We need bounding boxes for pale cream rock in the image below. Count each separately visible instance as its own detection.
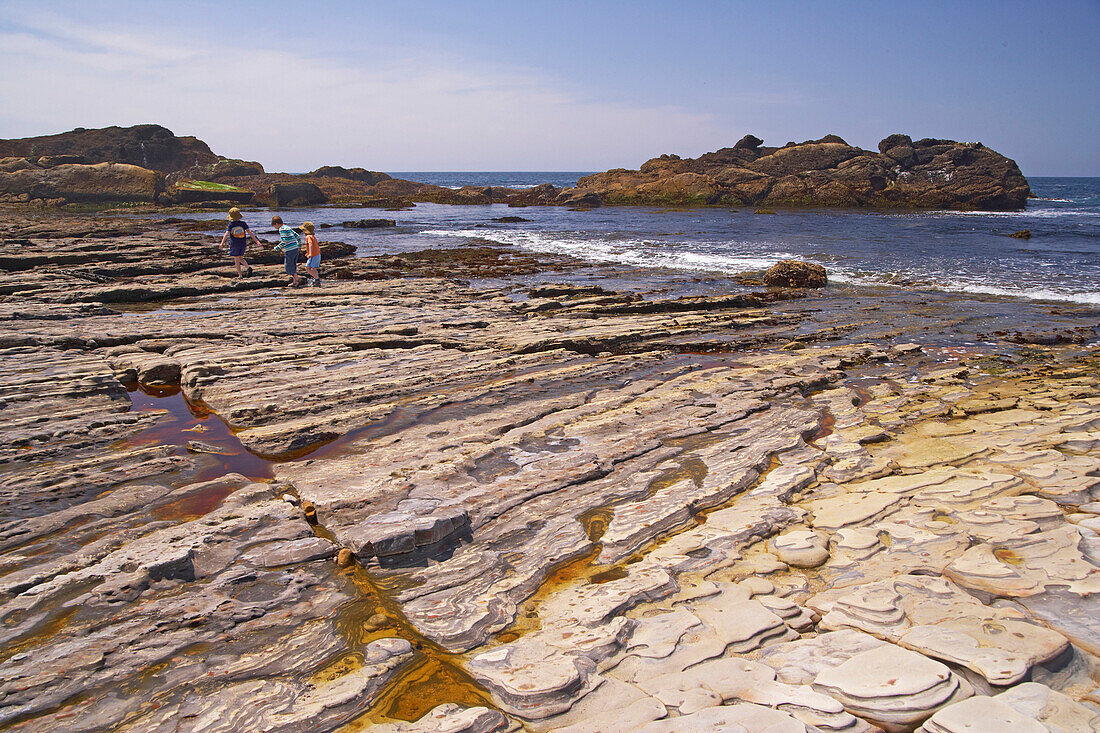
[367,703,509,733]
[770,529,830,568]
[808,490,905,531]
[996,682,1100,732]
[917,695,1046,733]
[547,694,666,733]
[813,644,973,732]
[815,575,1069,685]
[634,702,810,733]
[624,609,704,659]
[689,585,798,653]
[759,629,887,686]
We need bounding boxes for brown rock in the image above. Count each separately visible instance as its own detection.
[1009,229,1032,239]
[763,260,828,288]
[0,162,163,203]
[577,134,1031,210]
[0,124,217,172]
[272,181,326,206]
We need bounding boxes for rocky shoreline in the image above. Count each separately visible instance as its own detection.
[2,125,1030,211]
[0,208,1098,732]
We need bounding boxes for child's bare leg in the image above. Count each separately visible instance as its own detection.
[232,256,244,276]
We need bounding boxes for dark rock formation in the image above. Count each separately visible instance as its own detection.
[576,134,1031,210]
[168,158,265,185]
[342,218,397,228]
[1009,229,1032,239]
[0,124,218,172]
[272,181,326,206]
[763,260,828,288]
[0,162,162,203]
[309,166,392,185]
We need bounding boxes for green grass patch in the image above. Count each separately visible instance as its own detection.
[174,179,251,192]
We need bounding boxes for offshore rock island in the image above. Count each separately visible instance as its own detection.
[0,123,1097,733]
[576,134,1031,210]
[1,125,1030,210]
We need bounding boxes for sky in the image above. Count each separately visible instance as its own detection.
[0,0,1097,175]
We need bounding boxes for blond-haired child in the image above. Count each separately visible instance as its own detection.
[219,207,260,278]
[301,221,322,287]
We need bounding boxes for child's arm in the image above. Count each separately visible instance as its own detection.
[219,231,229,249]
[248,227,262,246]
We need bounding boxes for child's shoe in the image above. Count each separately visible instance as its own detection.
[246,266,254,277]
[311,278,321,287]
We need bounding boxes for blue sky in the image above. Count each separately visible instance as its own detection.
[1,0,1097,174]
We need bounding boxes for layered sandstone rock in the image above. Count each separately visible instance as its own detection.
[0,162,163,203]
[0,124,217,171]
[0,211,1098,732]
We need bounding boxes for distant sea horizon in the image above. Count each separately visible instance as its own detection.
[386,172,596,189]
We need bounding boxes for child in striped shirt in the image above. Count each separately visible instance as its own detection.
[271,215,302,288]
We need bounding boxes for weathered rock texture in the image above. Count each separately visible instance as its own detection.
[577,134,1031,210]
[0,162,163,203]
[0,209,1097,732]
[0,124,218,171]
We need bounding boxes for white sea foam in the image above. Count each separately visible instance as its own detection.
[423,228,790,273]
[923,209,1099,219]
[829,269,1100,305]
[423,227,1100,305]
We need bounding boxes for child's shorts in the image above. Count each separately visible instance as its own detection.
[306,255,321,269]
[229,240,247,257]
[284,250,299,275]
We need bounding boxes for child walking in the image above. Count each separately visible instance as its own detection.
[219,207,260,278]
[301,221,322,286]
[271,215,302,287]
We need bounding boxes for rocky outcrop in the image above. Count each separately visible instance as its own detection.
[0,162,163,203]
[764,260,828,288]
[342,218,396,228]
[309,166,392,185]
[577,134,1031,210]
[272,181,326,206]
[0,124,218,172]
[167,158,266,185]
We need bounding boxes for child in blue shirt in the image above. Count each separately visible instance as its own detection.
[271,215,302,287]
[219,207,261,278]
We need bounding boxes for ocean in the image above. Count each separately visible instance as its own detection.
[259,175,1100,306]
[387,172,593,189]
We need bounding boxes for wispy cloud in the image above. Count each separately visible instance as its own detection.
[0,7,737,170]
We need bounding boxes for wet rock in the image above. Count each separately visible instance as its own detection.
[764,260,828,288]
[1008,229,1032,239]
[186,439,236,455]
[369,703,508,733]
[343,218,397,228]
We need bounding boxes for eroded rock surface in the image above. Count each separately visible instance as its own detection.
[1,210,1098,731]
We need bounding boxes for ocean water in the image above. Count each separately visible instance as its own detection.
[387,172,594,189]
[195,176,1100,305]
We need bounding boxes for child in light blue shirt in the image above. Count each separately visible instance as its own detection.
[271,215,302,287]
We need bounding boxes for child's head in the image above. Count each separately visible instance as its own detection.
[271,215,283,226]
[301,221,315,234]
[228,207,242,220]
